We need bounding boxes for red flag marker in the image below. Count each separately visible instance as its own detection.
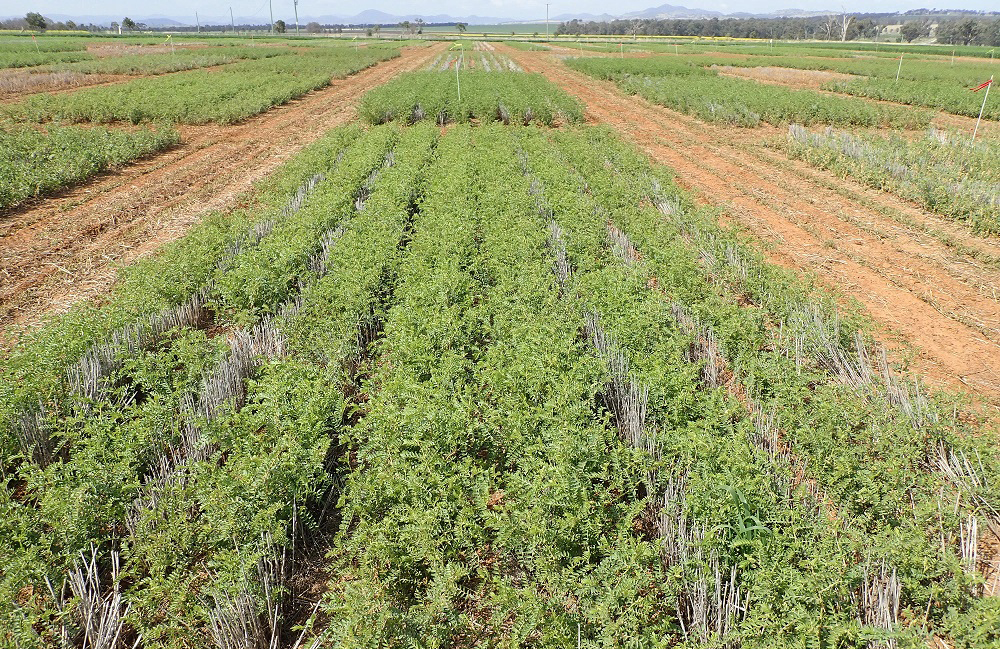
[973,75,993,142]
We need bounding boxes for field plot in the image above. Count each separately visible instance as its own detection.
[6,44,403,125]
[783,126,1000,235]
[0,39,92,69]
[3,119,1000,647]
[0,43,441,330]
[0,122,178,210]
[670,47,1000,121]
[3,32,1000,649]
[359,70,584,125]
[50,45,285,76]
[565,57,931,128]
[0,42,296,101]
[501,43,1000,401]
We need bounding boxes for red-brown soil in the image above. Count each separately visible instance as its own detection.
[0,43,443,337]
[715,64,856,88]
[501,44,1000,406]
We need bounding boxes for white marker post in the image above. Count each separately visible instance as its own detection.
[972,75,993,143]
[895,52,903,82]
[450,42,463,103]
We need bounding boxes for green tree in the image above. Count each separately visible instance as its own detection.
[306,21,322,33]
[936,18,981,45]
[121,17,136,31]
[455,22,467,34]
[274,19,286,33]
[900,19,929,43]
[25,12,46,30]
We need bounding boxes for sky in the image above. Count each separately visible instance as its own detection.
[10,0,1000,22]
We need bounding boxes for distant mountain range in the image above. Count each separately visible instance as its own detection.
[6,5,994,27]
[557,4,838,21]
[8,11,512,27]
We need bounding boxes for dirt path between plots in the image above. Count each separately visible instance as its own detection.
[501,44,1000,404]
[0,43,443,334]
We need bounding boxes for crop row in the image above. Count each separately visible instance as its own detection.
[47,45,287,76]
[3,123,999,647]
[0,39,92,69]
[782,124,1000,235]
[5,45,402,125]
[0,123,433,643]
[359,70,584,126]
[566,56,932,128]
[502,40,551,51]
[0,122,179,210]
[426,48,522,71]
[825,76,1000,121]
[679,49,1000,120]
[526,124,998,644]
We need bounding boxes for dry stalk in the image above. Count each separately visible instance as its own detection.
[207,544,286,649]
[857,560,900,648]
[61,546,139,649]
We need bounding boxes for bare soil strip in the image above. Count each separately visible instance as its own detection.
[0,43,443,334]
[502,44,1000,404]
[715,65,856,88]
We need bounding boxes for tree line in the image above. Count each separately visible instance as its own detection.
[555,13,1000,46]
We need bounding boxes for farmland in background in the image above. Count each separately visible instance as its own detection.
[5,44,403,124]
[560,40,999,231]
[1,31,1000,649]
[0,36,406,209]
[566,57,933,128]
